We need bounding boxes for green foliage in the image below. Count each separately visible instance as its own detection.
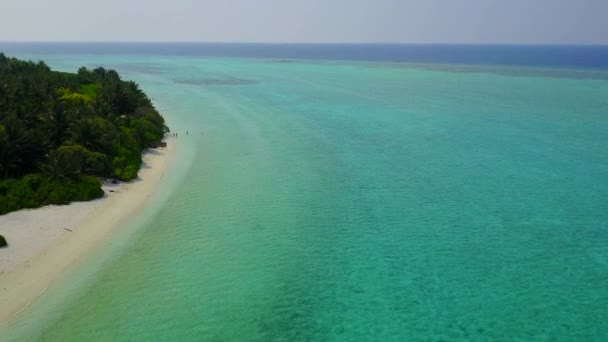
[80,83,99,99]
[0,53,170,214]
[0,234,6,247]
[114,164,139,181]
[133,117,164,148]
[39,149,79,180]
[57,144,92,175]
[111,146,142,180]
[0,174,104,215]
[57,87,92,104]
[86,152,112,176]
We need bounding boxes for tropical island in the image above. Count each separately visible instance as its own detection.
[0,53,169,246]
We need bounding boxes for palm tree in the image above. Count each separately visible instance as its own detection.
[0,122,23,178]
[0,142,20,179]
[67,119,94,149]
[39,150,70,180]
[37,106,69,147]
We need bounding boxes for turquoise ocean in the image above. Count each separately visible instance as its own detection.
[1,44,608,340]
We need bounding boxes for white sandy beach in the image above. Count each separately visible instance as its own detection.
[0,138,175,325]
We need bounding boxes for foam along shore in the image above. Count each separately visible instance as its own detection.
[0,137,176,326]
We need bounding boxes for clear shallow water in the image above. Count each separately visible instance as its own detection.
[1,47,608,340]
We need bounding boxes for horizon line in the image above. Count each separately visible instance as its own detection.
[1,41,607,47]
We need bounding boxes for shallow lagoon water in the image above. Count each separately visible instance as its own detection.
[2,51,608,340]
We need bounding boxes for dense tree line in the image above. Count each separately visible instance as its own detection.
[0,53,169,215]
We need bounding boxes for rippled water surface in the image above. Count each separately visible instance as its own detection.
[2,52,608,340]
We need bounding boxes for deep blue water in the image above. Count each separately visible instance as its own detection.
[1,42,608,69]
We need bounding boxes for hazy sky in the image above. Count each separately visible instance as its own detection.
[1,0,607,44]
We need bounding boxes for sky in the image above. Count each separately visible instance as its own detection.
[1,0,607,44]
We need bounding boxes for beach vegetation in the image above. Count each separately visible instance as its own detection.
[0,174,104,215]
[0,53,169,214]
[0,234,6,247]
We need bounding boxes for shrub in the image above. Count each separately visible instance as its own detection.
[133,118,163,148]
[0,234,6,247]
[0,175,104,215]
[86,152,112,176]
[58,144,91,174]
[112,147,142,181]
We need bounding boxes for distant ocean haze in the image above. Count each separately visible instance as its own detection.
[1,44,608,341]
[2,43,608,69]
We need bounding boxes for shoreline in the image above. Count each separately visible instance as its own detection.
[0,137,176,326]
